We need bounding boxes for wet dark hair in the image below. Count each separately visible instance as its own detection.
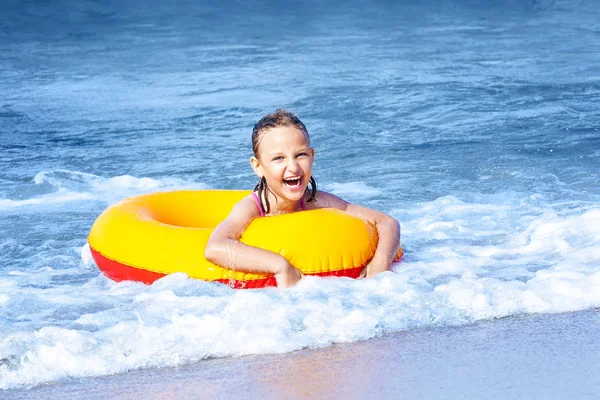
[252,109,317,215]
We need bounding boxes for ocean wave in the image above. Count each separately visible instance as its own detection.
[0,170,207,211]
[0,190,94,210]
[325,181,382,198]
[2,195,600,389]
[1,262,599,389]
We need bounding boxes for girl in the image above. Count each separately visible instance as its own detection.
[204,109,401,288]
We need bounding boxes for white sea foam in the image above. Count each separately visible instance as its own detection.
[1,264,599,389]
[0,190,95,210]
[0,170,207,211]
[1,194,599,389]
[80,244,95,268]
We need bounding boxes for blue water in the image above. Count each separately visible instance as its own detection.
[1,0,600,390]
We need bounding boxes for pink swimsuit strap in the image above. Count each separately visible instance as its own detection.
[251,191,265,216]
[251,191,306,216]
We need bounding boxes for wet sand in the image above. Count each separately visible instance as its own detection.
[4,309,600,400]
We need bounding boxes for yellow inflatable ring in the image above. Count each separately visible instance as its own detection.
[88,190,403,288]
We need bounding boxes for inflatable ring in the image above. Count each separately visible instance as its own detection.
[88,190,403,288]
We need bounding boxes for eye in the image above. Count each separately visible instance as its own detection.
[272,156,284,161]
[297,152,308,157]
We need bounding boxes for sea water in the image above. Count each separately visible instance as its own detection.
[1,0,599,390]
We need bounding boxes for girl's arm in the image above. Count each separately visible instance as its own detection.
[314,192,401,277]
[204,195,303,287]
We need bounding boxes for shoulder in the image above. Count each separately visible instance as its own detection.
[231,193,262,218]
[311,190,392,225]
[308,190,349,211]
[211,194,261,239]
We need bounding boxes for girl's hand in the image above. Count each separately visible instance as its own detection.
[206,195,305,288]
[357,256,390,279]
[358,265,367,279]
[307,191,401,281]
[275,260,304,287]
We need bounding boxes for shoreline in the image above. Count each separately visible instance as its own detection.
[4,309,599,399]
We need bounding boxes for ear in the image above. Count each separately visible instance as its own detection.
[310,147,315,159]
[250,156,263,178]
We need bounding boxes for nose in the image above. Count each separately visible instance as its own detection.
[287,158,301,173]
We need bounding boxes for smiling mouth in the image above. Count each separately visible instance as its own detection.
[283,177,302,189]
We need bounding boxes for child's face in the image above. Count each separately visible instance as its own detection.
[251,126,314,204]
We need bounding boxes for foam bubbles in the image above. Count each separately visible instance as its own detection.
[80,244,94,267]
[2,186,600,389]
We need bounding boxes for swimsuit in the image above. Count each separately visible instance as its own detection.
[251,191,306,217]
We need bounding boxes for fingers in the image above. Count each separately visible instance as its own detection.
[357,266,368,279]
[275,265,303,288]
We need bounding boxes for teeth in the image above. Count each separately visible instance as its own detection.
[284,178,300,185]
